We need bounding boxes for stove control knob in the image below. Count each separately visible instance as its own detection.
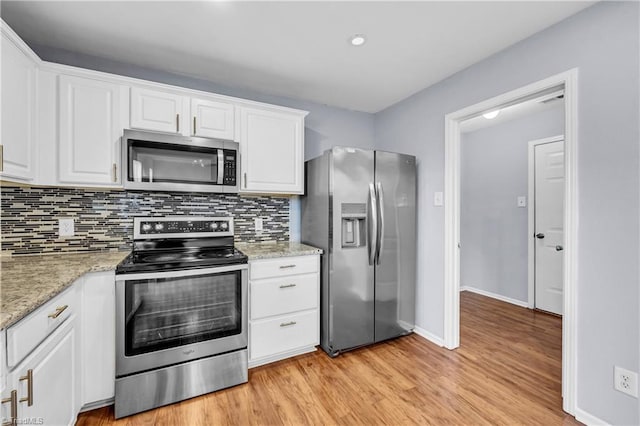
[220,222,228,231]
[142,223,152,232]
[210,222,218,230]
[155,223,164,231]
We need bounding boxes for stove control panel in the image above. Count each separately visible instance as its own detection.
[133,217,234,239]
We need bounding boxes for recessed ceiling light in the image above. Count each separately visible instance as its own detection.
[349,34,366,46]
[483,110,500,119]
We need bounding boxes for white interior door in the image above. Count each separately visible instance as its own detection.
[534,140,564,314]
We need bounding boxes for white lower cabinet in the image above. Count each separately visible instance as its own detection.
[80,272,115,409]
[248,255,320,368]
[2,286,80,426]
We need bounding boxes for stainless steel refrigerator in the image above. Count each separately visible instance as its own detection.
[301,147,416,356]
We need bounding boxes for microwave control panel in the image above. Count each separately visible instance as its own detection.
[223,150,237,185]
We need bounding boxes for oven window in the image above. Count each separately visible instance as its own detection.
[127,140,219,185]
[124,271,241,356]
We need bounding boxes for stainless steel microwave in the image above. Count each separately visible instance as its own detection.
[122,129,239,193]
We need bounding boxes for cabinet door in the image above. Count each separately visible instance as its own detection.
[13,319,77,426]
[191,98,234,139]
[59,75,125,185]
[238,107,304,194]
[130,87,187,134]
[1,30,36,182]
[81,272,115,406]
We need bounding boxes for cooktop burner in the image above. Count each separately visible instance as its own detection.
[116,216,247,274]
[116,248,247,274]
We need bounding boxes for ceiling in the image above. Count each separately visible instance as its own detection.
[1,1,594,113]
[461,91,565,133]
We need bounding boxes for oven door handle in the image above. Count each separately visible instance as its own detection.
[115,264,248,281]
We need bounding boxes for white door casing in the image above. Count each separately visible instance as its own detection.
[444,69,578,415]
[531,138,565,315]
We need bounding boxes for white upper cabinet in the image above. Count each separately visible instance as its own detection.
[191,98,234,139]
[238,106,306,194]
[1,24,37,182]
[130,87,188,135]
[58,74,127,186]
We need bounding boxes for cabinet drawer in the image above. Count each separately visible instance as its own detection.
[251,273,318,320]
[250,255,318,280]
[6,286,77,369]
[250,310,318,361]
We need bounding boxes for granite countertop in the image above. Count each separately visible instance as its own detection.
[236,241,323,260]
[1,251,129,330]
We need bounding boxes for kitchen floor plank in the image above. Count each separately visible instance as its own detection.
[78,291,580,425]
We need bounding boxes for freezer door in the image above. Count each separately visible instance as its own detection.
[329,147,375,352]
[374,151,416,342]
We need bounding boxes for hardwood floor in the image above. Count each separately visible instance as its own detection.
[78,291,580,425]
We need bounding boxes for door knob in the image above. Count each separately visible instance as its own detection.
[535,233,545,239]
[556,245,564,251]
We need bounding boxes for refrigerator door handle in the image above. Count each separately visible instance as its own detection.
[375,182,385,265]
[367,183,378,265]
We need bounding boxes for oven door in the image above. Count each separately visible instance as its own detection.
[115,264,248,377]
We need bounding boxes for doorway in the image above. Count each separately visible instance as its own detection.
[443,69,578,415]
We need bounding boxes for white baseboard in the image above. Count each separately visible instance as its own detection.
[460,285,529,308]
[574,407,611,426]
[413,326,444,347]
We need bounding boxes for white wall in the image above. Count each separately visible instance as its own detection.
[374,2,639,424]
[460,105,564,303]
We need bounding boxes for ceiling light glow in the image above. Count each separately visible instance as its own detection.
[350,34,366,46]
[483,110,500,119]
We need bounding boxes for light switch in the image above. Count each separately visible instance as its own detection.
[434,192,444,206]
[517,196,527,208]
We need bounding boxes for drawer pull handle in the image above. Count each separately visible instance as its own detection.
[279,264,296,269]
[19,369,33,406]
[280,321,297,327]
[48,305,68,319]
[1,390,17,426]
[279,283,297,289]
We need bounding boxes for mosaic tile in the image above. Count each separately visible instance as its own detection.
[1,187,290,255]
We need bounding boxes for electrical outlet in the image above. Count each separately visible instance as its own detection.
[254,217,263,232]
[58,218,75,237]
[614,366,638,397]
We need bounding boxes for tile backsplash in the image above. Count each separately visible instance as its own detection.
[1,186,290,255]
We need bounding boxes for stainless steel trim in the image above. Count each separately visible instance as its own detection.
[115,349,247,419]
[375,181,385,265]
[367,183,377,266]
[115,262,247,281]
[217,149,224,184]
[132,216,234,240]
[121,129,239,194]
[115,265,248,377]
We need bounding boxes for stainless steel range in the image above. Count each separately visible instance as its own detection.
[114,216,248,418]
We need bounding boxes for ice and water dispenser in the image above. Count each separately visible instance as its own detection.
[341,203,367,248]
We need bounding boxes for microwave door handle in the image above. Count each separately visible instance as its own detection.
[217,149,224,184]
